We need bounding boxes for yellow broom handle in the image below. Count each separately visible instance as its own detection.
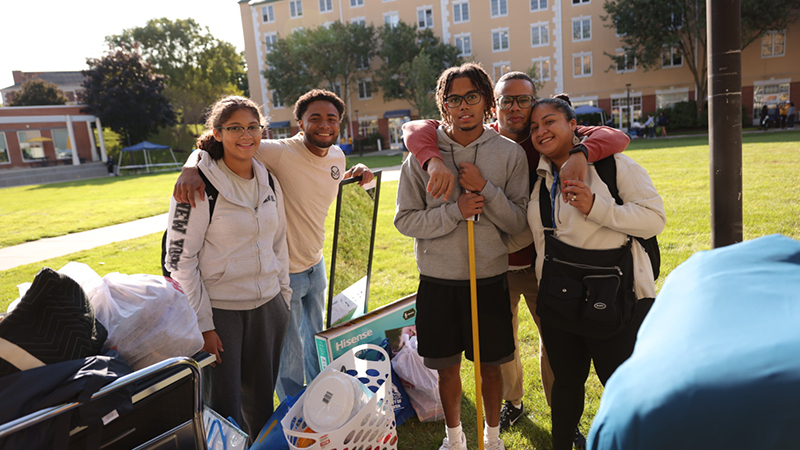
[468,220,484,450]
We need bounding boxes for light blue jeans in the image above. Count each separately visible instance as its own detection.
[276,258,327,399]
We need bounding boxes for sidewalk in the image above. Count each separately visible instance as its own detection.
[0,168,402,272]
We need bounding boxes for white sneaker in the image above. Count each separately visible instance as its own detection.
[440,432,468,450]
[484,437,506,450]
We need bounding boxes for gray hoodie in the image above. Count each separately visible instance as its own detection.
[395,125,529,280]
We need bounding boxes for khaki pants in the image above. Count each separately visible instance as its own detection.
[501,268,554,406]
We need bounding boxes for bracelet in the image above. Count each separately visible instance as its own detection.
[569,144,588,159]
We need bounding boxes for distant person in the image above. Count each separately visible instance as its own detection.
[172,90,373,401]
[643,114,655,138]
[760,105,771,130]
[788,102,796,129]
[630,120,643,138]
[779,102,789,129]
[658,112,669,137]
[165,95,291,443]
[395,62,530,450]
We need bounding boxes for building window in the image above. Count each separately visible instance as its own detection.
[572,0,589,4]
[319,0,333,13]
[265,33,278,52]
[762,30,786,58]
[453,1,469,23]
[655,90,689,110]
[616,48,636,73]
[753,81,790,124]
[417,6,433,29]
[491,0,508,17]
[272,126,291,139]
[493,62,511,83]
[262,5,275,23]
[272,91,285,108]
[352,17,366,26]
[356,52,370,70]
[531,23,549,47]
[350,0,364,7]
[0,133,9,164]
[573,52,592,77]
[290,0,303,18]
[384,11,399,27]
[358,118,379,138]
[329,82,342,99]
[611,96,642,128]
[572,17,591,41]
[530,0,547,11]
[662,46,682,67]
[52,129,71,159]
[358,79,373,99]
[18,131,45,161]
[492,28,510,52]
[455,33,472,56]
[531,57,550,81]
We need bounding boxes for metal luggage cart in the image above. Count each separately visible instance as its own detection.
[0,353,214,450]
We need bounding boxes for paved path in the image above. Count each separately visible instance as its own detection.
[0,168,402,272]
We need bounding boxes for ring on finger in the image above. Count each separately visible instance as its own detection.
[570,194,577,202]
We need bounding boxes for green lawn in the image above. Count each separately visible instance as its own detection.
[1,131,799,449]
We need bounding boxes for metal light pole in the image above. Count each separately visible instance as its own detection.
[626,83,632,131]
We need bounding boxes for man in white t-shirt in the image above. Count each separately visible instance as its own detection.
[173,89,373,399]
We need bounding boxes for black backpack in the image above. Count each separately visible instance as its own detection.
[538,156,661,280]
[160,169,274,278]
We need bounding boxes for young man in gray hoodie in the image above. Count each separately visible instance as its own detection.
[394,62,529,450]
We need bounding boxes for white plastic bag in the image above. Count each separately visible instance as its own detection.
[57,263,203,370]
[204,407,248,450]
[391,335,444,422]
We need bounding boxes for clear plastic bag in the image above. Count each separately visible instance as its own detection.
[391,335,444,422]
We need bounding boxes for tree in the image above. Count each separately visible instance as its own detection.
[106,18,245,131]
[264,21,377,139]
[375,22,462,118]
[10,79,68,106]
[81,48,176,145]
[603,0,800,118]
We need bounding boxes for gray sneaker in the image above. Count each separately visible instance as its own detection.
[440,432,467,450]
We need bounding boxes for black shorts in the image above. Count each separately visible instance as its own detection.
[415,274,515,370]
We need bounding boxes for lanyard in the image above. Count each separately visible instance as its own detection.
[549,165,559,228]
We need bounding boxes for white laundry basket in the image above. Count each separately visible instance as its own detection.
[281,344,399,450]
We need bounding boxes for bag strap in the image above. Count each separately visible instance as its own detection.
[198,169,218,222]
[0,336,45,371]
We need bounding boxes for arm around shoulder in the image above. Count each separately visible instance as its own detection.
[577,125,630,162]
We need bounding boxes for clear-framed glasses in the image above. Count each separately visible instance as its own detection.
[444,91,483,109]
[497,94,535,110]
[216,125,265,137]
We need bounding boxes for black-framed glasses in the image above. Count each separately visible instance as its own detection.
[497,94,535,110]
[216,125,265,137]
[444,91,483,109]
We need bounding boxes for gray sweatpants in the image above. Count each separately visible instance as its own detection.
[202,294,290,442]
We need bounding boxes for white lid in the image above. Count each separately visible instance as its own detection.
[303,372,366,433]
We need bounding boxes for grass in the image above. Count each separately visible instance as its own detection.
[1,131,799,449]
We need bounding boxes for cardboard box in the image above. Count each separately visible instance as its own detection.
[315,294,417,371]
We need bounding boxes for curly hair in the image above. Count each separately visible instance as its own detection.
[293,89,345,122]
[196,96,266,160]
[435,62,496,126]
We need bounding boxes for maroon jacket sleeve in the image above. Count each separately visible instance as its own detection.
[576,125,629,162]
[402,119,442,169]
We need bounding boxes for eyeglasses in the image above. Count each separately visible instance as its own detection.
[444,91,483,109]
[497,95,535,110]
[216,125,265,137]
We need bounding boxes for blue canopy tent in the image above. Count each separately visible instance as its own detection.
[574,105,607,126]
[117,141,181,174]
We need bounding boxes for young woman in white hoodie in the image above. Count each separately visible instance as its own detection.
[165,96,291,442]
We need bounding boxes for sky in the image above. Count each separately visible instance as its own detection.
[0,0,246,99]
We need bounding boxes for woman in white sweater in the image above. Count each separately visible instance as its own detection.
[527,95,665,450]
[165,96,291,442]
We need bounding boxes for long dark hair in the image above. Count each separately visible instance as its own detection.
[196,96,266,160]
[435,62,496,126]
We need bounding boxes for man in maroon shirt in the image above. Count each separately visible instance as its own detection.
[402,71,629,447]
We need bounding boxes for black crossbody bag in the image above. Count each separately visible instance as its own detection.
[535,174,637,339]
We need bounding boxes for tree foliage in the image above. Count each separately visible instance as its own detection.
[603,0,800,117]
[10,79,68,106]
[81,49,176,145]
[106,18,245,126]
[264,21,377,124]
[375,22,462,119]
